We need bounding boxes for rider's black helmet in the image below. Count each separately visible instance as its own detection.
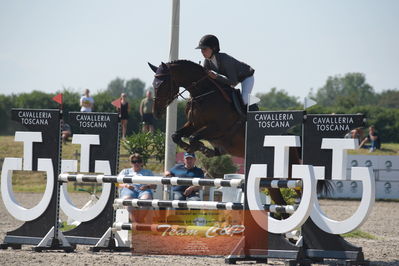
[196,34,220,53]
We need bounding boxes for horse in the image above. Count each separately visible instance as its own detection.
[148,60,297,206]
[148,60,245,158]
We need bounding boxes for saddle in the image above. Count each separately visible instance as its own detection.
[214,80,254,118]
[231,89,247,118]
[222,87,247,119]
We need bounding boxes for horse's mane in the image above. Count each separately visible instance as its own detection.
[168,59,205,73]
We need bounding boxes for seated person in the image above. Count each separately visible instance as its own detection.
[118,153,156,222]
[344,127,363,147]
[118,153,156,200]
[165,152,204,201]
[360,126,381,152]
[62,121,72,144]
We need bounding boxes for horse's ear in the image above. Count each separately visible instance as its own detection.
[161,62,168,69]
[148,62,158,73]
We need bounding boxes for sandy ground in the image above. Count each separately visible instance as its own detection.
[0,193,398,265]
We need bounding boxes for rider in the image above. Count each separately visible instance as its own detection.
[196,34,258,111]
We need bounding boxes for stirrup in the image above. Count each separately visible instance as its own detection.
[248,104,259,111]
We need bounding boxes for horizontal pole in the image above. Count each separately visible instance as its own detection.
[113,199,297,213]
[59,174,302,189]
[59,174,243,188]
[258,179,302,189]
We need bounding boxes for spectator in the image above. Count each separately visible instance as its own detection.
[117,93,129,139]
[165,152,204,201]
[344,127,363,147]
[80,89,94,112]
[118,153,156,222]
[360,126,381,152]
[139,90,155,133]
[61,121,72,144]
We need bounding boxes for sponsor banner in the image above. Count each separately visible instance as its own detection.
[11,108,60,172]
[67,112,119,174]
[246,111,304,178]
[303,114,365,179]
[4,109,61,239]
[130,210,257,256]
[62,112,119,243]
[244,110,303,253]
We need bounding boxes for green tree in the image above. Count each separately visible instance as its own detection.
[13,90,53,109]
[105,77,146,100]
[256,88,301,110]
[123,131,166,165]
[56,88,80,113]
[125,78,145,100]
[105,77,125,98]
[93,91,117,113]
[0,94,14,135]
[196,153,238,179]
[377,89,399,108]
[313,73,375,108]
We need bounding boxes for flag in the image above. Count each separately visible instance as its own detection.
[52,93,63,105]
[249,94,260,105]
[304,97,317,109]
[111,98,121,108]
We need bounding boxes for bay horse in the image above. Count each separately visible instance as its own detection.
[148,60,295,206]
[149,60,244,158]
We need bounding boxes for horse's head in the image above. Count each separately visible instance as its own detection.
[148,62,179,119]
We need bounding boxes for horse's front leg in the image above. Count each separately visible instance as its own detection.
[188,126,218,157]
[171,122,197,152]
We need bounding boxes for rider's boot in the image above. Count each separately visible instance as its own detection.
[248,104,259,111]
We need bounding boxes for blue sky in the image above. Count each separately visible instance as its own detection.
[1,0,398,99]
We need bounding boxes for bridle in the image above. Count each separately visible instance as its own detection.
[153,67,209,109]
[153,64,231,113]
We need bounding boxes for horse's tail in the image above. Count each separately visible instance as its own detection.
[317,180,334,196]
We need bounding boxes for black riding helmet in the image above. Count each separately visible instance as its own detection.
[196,34,220,53]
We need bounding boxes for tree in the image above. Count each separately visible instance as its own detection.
[313,73,375,108]
[105,77,146,100]
[125,78,145,100]
[256,88,301,110]
[93,91,117,113]
[13,90,53,109]
[57,88,80,113]
[377,89,399,108]
[105,77,125,98]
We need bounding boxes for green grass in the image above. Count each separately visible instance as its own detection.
[348,143,399,155]
[59,221,77,232]
[341,229,377,239]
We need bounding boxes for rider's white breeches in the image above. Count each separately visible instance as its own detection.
[241,75,254,105]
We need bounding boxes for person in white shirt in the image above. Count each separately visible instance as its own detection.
[80,89,94,112]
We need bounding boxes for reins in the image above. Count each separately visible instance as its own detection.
[154,65,232,112]
[184,74,232,103]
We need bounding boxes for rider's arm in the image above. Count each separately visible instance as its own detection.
[214,54,239,87]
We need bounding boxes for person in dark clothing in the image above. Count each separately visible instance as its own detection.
[360,125,381,152]
[165,152,204,201]
[118,93,129,139]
